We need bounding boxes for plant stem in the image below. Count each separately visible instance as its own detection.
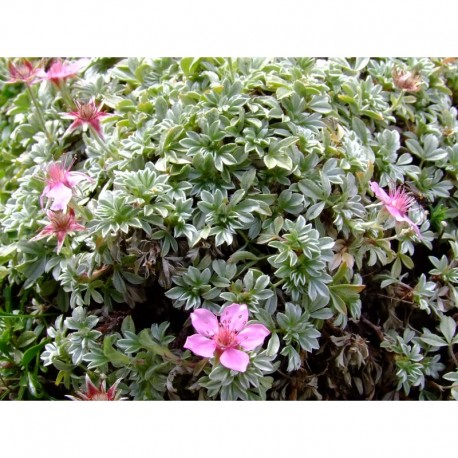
[376,293,414,305]
[236,230,251,245]
[237,255,271,276]
[428,380,445,392]
[26,85,52,142]
[449,345,458,368]
[381,235,400,242]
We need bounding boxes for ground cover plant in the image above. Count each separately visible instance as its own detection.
[0,57,458,400]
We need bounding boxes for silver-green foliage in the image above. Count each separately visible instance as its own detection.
[1,57,458,400]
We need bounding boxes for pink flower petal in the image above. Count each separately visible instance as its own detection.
[370,181,390,204]
[69,221,86,232]
[40,186,50,208]
[31,226,54,241]
[386,205,404,221]
[106,379,122,400]
[67,171,92,187]
[47,163,66,182]
[62,111,79,119]
[89,118,104,138]
[220,303,248,333]
[184,334,216,358]
[46,183,73,211]
[85,375,100,398]
[56,233,67,253]
[36,68,47,79]
[220,348,250,372]
[70,58,90,73]
[190,308,219,337]
[67,119,83,133]
[237,324,270,351]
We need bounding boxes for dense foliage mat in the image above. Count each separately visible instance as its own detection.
[1,57,458,400]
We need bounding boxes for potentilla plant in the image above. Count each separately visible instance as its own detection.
[0,57,458,401]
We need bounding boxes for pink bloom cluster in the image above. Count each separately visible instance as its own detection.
[64,98,108,138]
[8,58,88,87]
[34,159,91,253]
[32,209,85,254]
[41,160,92,211]
[370,181,421,237]
[38,58,89,86]
[184,303,270,372]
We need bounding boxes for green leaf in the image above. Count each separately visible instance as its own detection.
[266,333,280,357]
[121,315,136,334]
[309,95,332,114]
[138,329,167,356]
[352,117,368,144]
[161,125,184,152]
[399,253,414,269]
[406,138,424,158]
[443,371,458,382]
[305,201,325,220]
[280,345,301,372]
[338,94,356,105]
[440,316,456,344]
[16,331,38,348]
[420,331,448,348]
[0,266,9,280]
[155,96,168,120]
[360,109,384,121]
[27,372,42,398]
[103,335,130,367]
[180,57,201,76]
[22,340,48,367]
[329,289,347,315]
[227,250,259,264]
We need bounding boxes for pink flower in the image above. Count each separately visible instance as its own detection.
[7,59,41,85]
[38,58,89,86]
[32,209,85,253]
[66,374,126,401]
[64,98,108,138]
[370,181,421,237]
[392,67,422,93]
[184,303,270,372]
[41,159,92,211]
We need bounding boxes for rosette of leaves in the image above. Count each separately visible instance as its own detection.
[196,189,261,247]
[89,190,162,239]
[381,328,445,399]
[197,350,278,400]
[266,215,335,302]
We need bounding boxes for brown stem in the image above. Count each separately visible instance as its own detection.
[361,316,385,341]
[449,345,458,368]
